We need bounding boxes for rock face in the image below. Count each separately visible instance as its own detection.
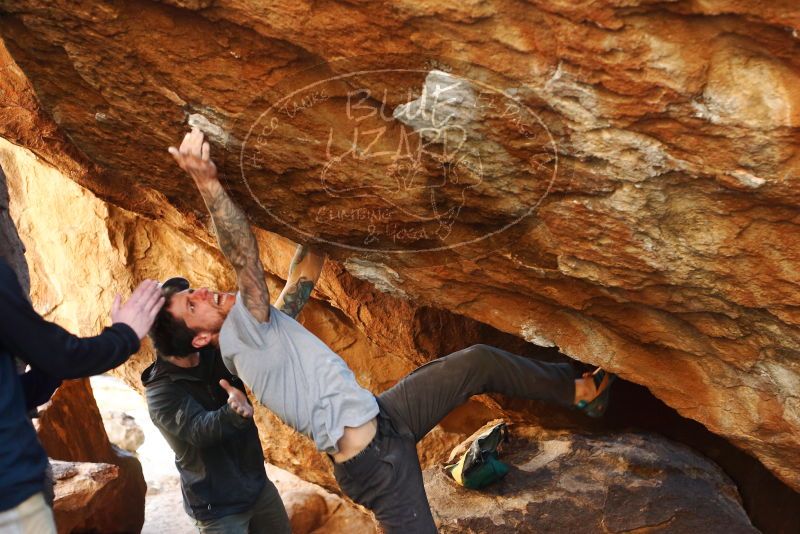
[0,0,798,494]
[4,133,770,530]
[1,129,534,492]
[266,464,377,534]
[51,460,120,534]
[36,379,147,534]
[101,411,146,453]
[2,156,145,533]
[425,427,758,533]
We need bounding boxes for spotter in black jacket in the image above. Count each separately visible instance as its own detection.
[141,347,270,521]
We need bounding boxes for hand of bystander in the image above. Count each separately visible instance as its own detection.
[220,379,254,418]
[111,280,165,339]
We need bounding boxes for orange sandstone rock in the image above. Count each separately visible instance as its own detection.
[37,379,147,534]
[0,0,798,496]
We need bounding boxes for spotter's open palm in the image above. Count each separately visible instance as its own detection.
[219,379,254,419]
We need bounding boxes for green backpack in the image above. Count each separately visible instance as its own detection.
[446,422,510,489]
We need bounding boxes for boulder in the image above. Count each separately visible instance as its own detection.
[425,428,758,534]
[1,96,797,531]
[36,379,146,534]
[0,134,533,491]
[0,0,798,495]
[101,411,145,453]
[51,460,118,534]
[266,464,377,534]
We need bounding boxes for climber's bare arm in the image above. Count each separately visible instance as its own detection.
[274,245,326,319]
[169,127,270,322]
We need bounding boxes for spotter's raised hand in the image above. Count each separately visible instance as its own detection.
[219,379,254,419]
[111,279,165,340]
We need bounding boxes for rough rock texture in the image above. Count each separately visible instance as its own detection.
[36,379,147,534]
[3,157,145,533]
[51,460,120,534]
[0,1,798,493]
[425,427,758,533]
[266,464,377,534]
[1,128,550,493]
[102,411,146,453]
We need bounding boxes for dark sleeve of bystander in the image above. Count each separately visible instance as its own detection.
[18,365,62,411]
[147,384,250,448]
[0,259,140,379]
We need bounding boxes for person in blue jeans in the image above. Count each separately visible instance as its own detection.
[0,259,164,534]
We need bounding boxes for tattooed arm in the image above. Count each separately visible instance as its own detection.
[274,245,326,319]
[169,127,270,322]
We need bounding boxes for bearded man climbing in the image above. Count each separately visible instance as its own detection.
[150,126,614,533]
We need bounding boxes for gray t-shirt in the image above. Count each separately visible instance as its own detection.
[219,293,379,453]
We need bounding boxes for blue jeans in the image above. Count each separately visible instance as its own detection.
[195,481,290,534]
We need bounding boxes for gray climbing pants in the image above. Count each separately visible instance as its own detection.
[333,344,575,533]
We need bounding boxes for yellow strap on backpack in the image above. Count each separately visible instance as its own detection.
[448,452,468,486]
[445,421,509,489]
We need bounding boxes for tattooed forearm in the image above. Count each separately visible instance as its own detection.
[204,184,255,268]
[278,278,315,318]
[287,245,309,276]
[275,245,323,317]
[198,181,270,321]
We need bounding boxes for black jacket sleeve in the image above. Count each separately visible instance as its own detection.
[0,260,140,379]
[147,383,250,448]
[19,366,62,410]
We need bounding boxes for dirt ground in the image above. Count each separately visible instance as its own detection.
[91,375,196,533]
